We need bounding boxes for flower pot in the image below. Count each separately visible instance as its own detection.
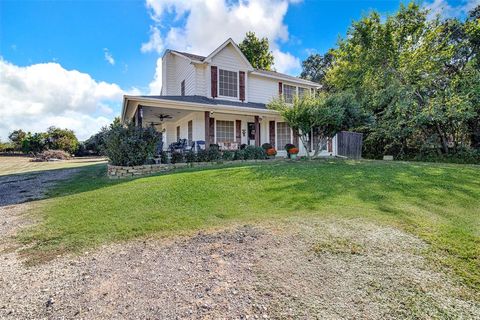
[290,153,298,160]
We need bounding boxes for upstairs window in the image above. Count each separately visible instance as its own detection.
[219,69,238,98]
[181,80,185,96]
[283,84,296,103]
[298,87,309,99]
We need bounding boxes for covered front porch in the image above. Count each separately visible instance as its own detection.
[121,95,333,157]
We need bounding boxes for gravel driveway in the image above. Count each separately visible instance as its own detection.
[0,169,478,319]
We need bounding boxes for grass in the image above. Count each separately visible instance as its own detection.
[18,159,480,293]
[0,156,106,176]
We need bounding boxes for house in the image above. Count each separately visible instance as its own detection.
[121,38,336,156]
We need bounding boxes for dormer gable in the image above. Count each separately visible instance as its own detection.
[204,38,254,72]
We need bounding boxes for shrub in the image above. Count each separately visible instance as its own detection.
[45,126,79,154]
[171,151,184,164]
[261,143,272,150]
[244,145,257,159]
[103,122,160,166]
[210,144,220,150]
[185,150,197,163]
[240,143,247,150]
[196,149,208,162]
[234,149,246,160]
[34,150,71,162]
[207,147,222,162]
[222,150,235,161]
[160,151,168,164]
[254,146,267,159]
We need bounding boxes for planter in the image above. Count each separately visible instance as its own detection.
[290,154,298,160]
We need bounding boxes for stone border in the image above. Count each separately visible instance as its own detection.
[107,159,285,179]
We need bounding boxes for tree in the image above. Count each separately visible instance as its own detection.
[45,126,79,154]
[300,50,334,87]
[22,132,47,155]
[268,94,351,158]
[8,129,26,151]
[324,2,479,159]
[238,32,274,70]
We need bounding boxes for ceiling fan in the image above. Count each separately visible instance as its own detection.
[156,113,172,121]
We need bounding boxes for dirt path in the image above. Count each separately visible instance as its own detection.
[0,168,478,319]
[1,219,478,319]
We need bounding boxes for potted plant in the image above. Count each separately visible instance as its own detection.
[266,147,277,159]
[288,147,299,160]
[284,143,296,159]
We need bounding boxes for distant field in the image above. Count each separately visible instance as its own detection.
[0,156,107,176]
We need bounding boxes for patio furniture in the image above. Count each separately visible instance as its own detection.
[196,140,206,151]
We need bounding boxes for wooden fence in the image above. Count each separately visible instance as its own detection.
[336,131,363,159]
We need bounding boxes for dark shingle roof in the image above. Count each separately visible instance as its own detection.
[170,50,206,62]
[138,95,267,110]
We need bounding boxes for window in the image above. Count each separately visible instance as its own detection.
[176,126,180,141]
[216,120,234,143]
[277,122,292,150]
[181,80,185,96]
[187,120,193,142]
[283,84,296,103]
[298,87,308,99]
[219,69,238,98]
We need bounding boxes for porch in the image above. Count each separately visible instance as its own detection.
[121,95,334,157]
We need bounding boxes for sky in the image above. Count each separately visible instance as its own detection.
[0,0,478,141]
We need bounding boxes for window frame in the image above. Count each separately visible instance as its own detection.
[282,84,297,103]
[276,122,293,151]
[218,68,239,99]
[215,120,235,143]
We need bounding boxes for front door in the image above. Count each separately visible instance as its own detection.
[247,122,258,145]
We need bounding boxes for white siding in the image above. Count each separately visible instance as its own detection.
[248,74,278,104]
[163,53,196,96]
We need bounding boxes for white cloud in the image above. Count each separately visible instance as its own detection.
[0,59,128,140]
[142,0,303,90]
[104,48,115,65]
[141,26,164,54]
[149,58,163,95]
[424,0,479,19]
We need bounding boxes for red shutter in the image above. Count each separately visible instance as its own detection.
[269,121,275,147]
[211,66,218,98]
[278,82,283,97]
[235,120,242,143]
[239,71,245,101]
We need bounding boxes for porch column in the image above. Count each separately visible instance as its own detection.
[254,116,260,147]
[136,105,143,128]
[204,111,210,149]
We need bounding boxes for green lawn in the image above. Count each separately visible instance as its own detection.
[20,160,480,292]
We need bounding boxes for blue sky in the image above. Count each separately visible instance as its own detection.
[0,0,477,140]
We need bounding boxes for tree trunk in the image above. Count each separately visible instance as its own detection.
[435,122,449,154]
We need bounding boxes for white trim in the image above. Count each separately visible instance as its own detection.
[217,68,240,100]
[251,70,321,88]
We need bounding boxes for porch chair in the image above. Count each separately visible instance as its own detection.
[196,140,206,152]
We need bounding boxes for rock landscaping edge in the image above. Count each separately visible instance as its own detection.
[107,159,284,179]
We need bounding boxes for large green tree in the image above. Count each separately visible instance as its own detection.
[324,2,479,159]
[45,126,79,154]
[238,32,274,70]
[300,50,334,87]
[8,129,26,151]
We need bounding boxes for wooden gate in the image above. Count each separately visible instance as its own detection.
[336,131,363,159]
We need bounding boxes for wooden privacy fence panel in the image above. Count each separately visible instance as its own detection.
[336,131,363,159]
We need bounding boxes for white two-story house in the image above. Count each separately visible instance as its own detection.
[121,38,333,156]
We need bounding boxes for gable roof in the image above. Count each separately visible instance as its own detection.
[203,38,254,71]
